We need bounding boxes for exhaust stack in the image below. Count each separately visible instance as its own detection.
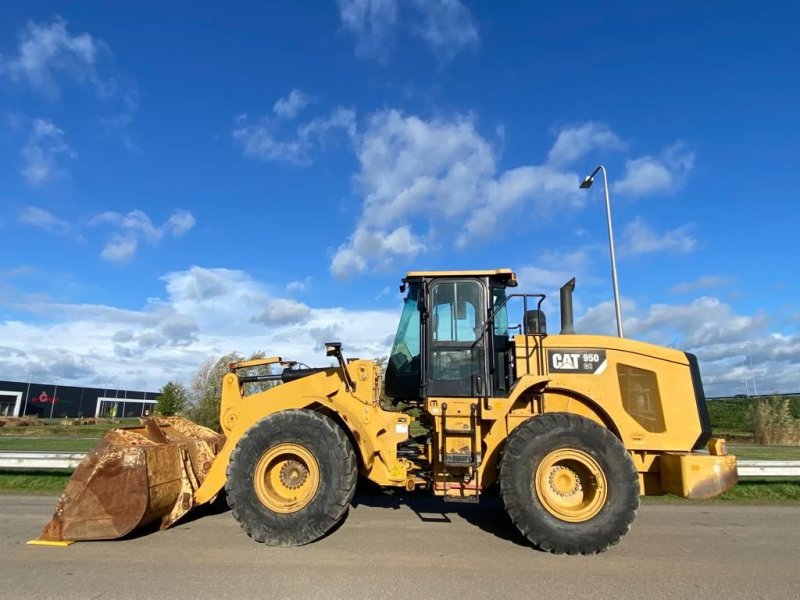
[560,278,576,335]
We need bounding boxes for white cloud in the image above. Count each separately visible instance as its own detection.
[574,295,791,395]
[253,298,311,326]
[89,209,196,263]
[331,226,426,279]
[338,0,398,62]
[614,142,695,197]
[622,217,697,255]
[286,277,312,293]
[0,266,399,389]
[411,0,479,62]
[0,17,105,96]
[20,118,76,185]
[337,0,478,62]
[1,18,138,148]
[233,96,356,165]
[670,275,732,295]
[331,110,584,278]
[272,89,311,119]
[18,206,70,234]
[547,122,625,166]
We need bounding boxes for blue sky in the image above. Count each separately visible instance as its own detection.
[0,1,798,396]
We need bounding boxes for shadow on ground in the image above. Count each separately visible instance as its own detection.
[352,479,529,548]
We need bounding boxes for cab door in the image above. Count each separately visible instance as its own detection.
[424,279,489,397]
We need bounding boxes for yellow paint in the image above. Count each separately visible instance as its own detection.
[27,539,75,547]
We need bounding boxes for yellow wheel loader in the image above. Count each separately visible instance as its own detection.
[32,269,737,554]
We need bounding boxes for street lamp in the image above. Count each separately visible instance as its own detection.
[580,165,624,337]
[744,341,758,397]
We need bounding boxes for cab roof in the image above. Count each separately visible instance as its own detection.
[404,268,517,285]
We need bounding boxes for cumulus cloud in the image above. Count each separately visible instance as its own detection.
[253,298,311,326]
[621,217,697,256]
[0,266,399,389]
[89,209,196,263]
[337,0,478,63]
[547,122,625,166]
[330,110,586,278]
[614,142,695,197]
[20,118,76,185]
[233,90,355,164]
[575,295,787,395]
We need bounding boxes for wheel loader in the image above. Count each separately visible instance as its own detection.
[31,269,737,554]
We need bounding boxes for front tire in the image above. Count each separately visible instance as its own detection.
[225,409,357,546]
[500,413,639,555]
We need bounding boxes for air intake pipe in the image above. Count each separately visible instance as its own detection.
[560,278,576,335]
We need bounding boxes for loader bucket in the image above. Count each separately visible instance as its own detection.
[33,417,223,543]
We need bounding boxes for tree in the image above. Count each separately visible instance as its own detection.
[185,351,277,431]
[155,381,188,416]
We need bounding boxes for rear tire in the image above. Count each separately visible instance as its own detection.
[225,409,357,546]
[500,413,639,555]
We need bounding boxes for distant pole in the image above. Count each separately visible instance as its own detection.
[580,165,624,337]
[49,379,58,420]
[744,341,758,397]
[742,379,750,397]
[22,374,32,416]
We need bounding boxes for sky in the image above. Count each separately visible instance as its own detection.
[0,1,798,396]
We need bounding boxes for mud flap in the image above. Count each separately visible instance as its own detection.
[31,417,223,543]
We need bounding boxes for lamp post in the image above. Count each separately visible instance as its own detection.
[744,341,758,397]
[580,165,624,337]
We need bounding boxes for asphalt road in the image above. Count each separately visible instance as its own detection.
[3,493,798,600]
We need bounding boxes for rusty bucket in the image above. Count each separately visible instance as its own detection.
[33,417,223,543]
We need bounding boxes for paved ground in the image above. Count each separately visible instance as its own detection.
[3,493,799,600]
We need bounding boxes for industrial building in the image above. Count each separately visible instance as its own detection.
[0,379,158,419]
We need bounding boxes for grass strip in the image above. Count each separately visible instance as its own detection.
[643,479,800,504]
[0,438,101,452]
[727,445,800,460]
[0,470,72,494]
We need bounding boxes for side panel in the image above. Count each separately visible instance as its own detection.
[514,334,706,453]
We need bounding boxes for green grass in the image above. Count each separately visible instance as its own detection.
[643,479,800,504]
[0,437,100,452]
[0,471,71,494]
[728,445,800,460]
[0,419,139,438]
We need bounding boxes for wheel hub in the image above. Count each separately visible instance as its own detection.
[279,459,309,490]
[548,465,583,497]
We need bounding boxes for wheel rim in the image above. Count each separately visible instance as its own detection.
[253,443,320,513]
[534,448,607,522]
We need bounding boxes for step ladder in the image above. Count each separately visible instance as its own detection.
[440,402,480,503]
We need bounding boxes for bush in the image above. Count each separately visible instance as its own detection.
[751,395,800,446]
[707,398,751,433]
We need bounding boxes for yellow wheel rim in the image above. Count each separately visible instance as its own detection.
[253,443,320,514]
[534,448,607,522]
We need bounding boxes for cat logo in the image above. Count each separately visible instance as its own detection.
[548,349,608,374]
[552,353,581,370]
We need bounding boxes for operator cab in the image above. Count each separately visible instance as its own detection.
[384,269,527,401]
